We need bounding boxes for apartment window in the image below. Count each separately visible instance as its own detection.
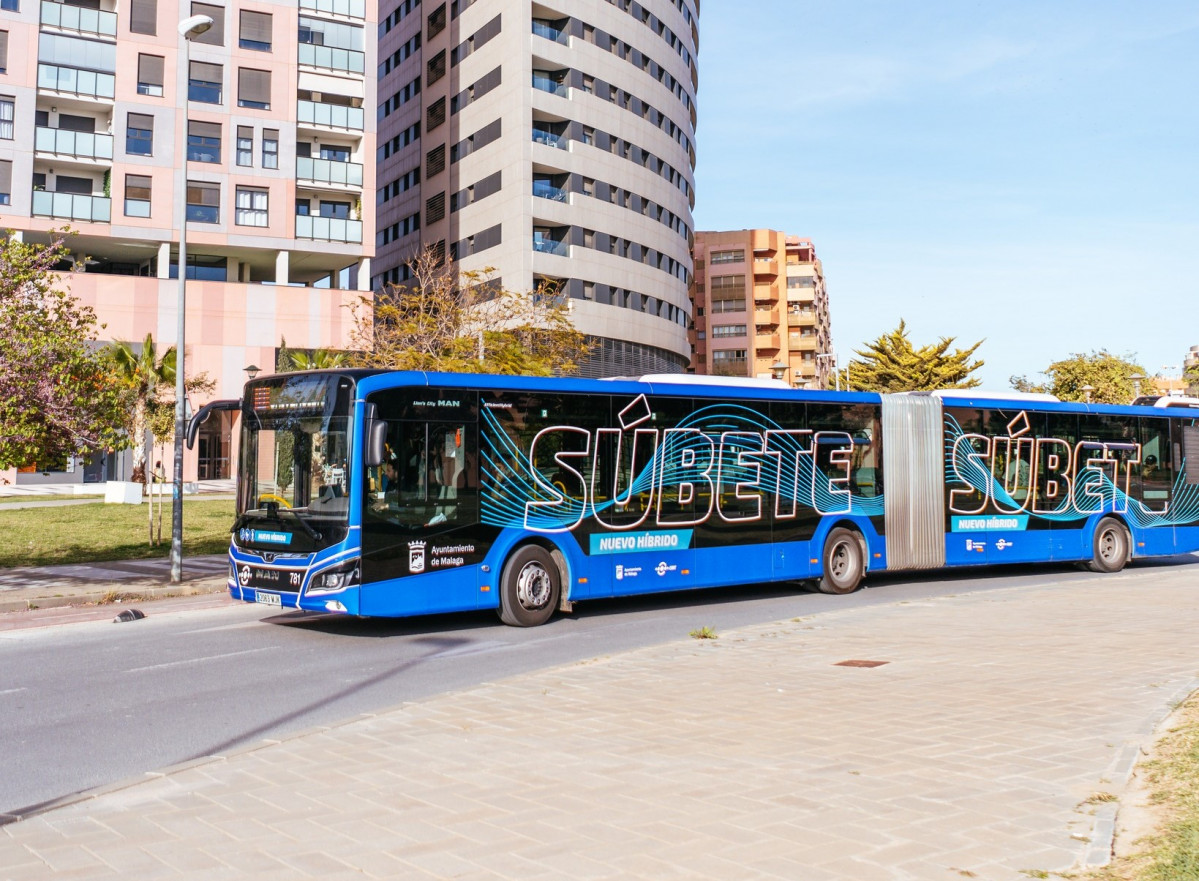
[0,160,11,205]
[426,49,446,85]
[236,68,270,110]
[188,61,222,103]
[129,0,156,34]
[0,31,8,75]
[0,97,13,143]
[186,181,220,223]
[238,10,271,50]
[187,120,220,162]
[190,2,224,45]
[235,186,268,226]
[711,324,747,338]
[0,0,15,11]
[137,54,164,96]
[124,174,151,217]
[262,129,278,168]
[710,249,744,264]
[236,126,252,166]
[125,112,153,155]
[582,126,594,146]
[319,200,350,218]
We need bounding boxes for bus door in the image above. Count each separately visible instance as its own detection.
[361,389,481,617]
[1135,416,1173,555]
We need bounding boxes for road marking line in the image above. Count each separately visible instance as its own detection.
[0,687,27,696]
[124,646,276,673]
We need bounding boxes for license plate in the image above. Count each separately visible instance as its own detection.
[255,591,282,606]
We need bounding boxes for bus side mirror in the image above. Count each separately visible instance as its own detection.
[364,403,387,467]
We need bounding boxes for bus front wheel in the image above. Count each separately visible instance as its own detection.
[1087,518,1130,573]
[818,528,866,595]
[498,545,560,627]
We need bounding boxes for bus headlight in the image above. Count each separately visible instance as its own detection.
[308,560,361,595]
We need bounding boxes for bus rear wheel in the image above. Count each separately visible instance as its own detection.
[1087,518,1130,573]
[498,545,560,627]
[818,528,866,595]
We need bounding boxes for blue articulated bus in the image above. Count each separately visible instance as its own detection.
[189,371,1199,626]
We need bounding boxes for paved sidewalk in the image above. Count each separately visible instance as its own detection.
[2,563,1198,879]
[0,555,229,614]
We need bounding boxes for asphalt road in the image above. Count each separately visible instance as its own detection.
[2,558,1194,817]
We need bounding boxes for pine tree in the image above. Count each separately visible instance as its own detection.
[845,320,984,392]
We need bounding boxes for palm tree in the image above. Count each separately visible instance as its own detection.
[108,334,176,485]
[289,348,348,371]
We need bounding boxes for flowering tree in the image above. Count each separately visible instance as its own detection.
[0,231,125,471]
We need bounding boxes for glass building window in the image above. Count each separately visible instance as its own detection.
[187,120,220,163]
[186,180,220,223]
[188,61,222,104]
[137,54,164,96]
[262,129,278,168]
[236,126,252,166]
[125,112,153,155]
[235,186,267,226]
[238,10,271,50]
[124,173,151,217]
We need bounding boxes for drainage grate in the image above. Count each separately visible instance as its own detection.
[834,659,889,668]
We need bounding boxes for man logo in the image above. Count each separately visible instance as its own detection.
[408,541,427,573]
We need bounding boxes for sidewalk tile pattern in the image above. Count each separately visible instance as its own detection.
[2,568,1197,879]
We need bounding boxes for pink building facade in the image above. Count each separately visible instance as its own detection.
[1,0,375,486]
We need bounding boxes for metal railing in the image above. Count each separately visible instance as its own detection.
[37,63,115,99]
[296,214,362,243]
[532,21,567,44]
[297,100,364,130]
[533,238,567,256]
[297,156,364,187]
[40,0,117,37]
[32,190,111,222]
[34,126,114,160]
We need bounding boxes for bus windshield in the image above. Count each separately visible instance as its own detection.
[235,374,354,553]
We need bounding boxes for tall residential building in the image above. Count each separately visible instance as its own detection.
[0,0,375,486]
[690,230,832,388]
[375,0,699,376]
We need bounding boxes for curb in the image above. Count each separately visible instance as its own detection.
[0,578,229,614]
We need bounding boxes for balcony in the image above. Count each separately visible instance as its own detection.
[34,126,114,161]
[296,214,362,243]
[753,258,779,277]
[32,190,111,222]
[532,74,567,97]
[40,0,117,38]
[754,308,779,325]
[532,180,567,202]
[532,20,567,44]
[37,63,115,100]
[533,237,567,256]
[754,333,781,351]
[299,0,365,18]
[297,100,364,131]
[297,156,363,187]
[298,43,365,74]
[532,127,567,149]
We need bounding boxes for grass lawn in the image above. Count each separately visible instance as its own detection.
[0,499,235,569]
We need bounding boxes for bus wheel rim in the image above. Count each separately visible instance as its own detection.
[1099,528,1118,561]
[831,542,850,578]
[516,562,551,609]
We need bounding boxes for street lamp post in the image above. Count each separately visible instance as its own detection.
[768,360,788,384]
[1082,384,1094,404]
[170,13,214,585]
[1130,373,1145,401]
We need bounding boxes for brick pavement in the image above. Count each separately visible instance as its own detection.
[2,563,1198,880]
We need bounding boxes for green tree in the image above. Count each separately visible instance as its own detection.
[844,319,984,392]
[1010,350,1155,404]
[0,230,126,470]
[348,247,591,375]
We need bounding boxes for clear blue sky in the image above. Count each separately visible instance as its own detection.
[691,1,1198,388]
